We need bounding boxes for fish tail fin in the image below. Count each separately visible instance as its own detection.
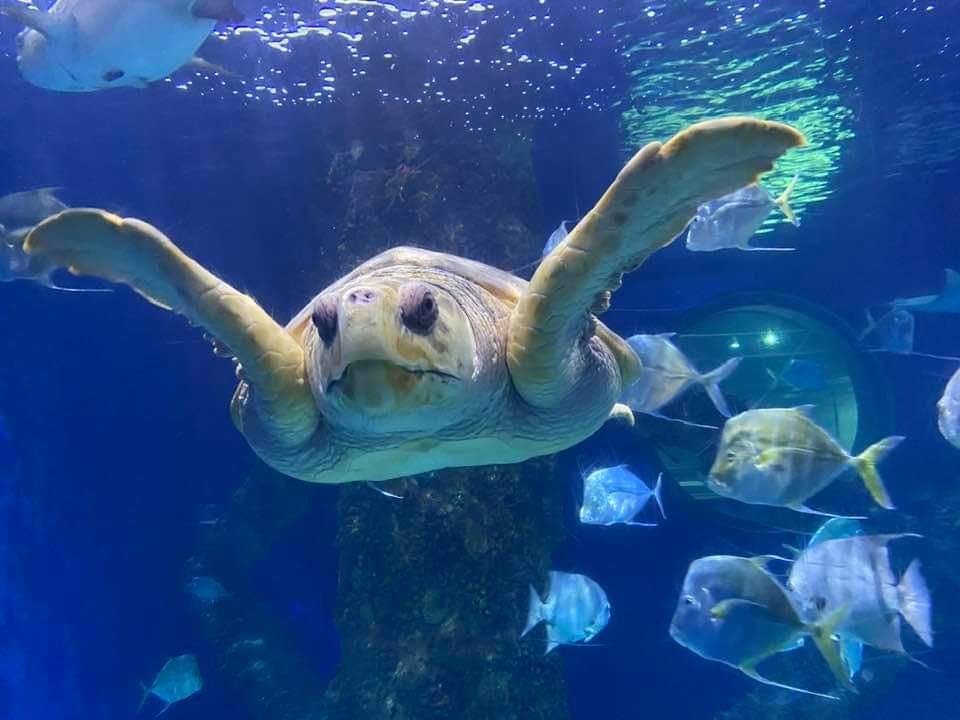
[138,683,150,713]
[852,436,905,509]
[898,559,934,647]
[652,472,666,520]
[699,357,741,417]
[521,585,544,638]
[774,175,799,226]
[807,607,856,692]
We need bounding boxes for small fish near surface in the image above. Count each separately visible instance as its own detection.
[140,653,203,715]
[890,268,960,314]
[937,366,960,449]
[621,333,741,424]
[708,406,904,514]
[522,571,611,654]
[669,554,851,698]
[787,534,933,655]
[1,0,242,92]
[578,464,665,527]
[685,176,799,253]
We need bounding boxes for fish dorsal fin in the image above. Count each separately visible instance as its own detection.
[750,554,794,569]
[945,268,960,289]
[792,404,816,417]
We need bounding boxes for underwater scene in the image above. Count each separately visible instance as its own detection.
[1,0,959,718]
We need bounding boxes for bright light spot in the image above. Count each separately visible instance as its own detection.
[761,330,781,348]
[729,339,741,351]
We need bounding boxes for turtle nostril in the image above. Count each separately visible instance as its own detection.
[312,298,338,346]
[347,287,377,304]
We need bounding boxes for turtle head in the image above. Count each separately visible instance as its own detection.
[304,277,479,433]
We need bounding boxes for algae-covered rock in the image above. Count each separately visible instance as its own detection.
[323,460,569,720]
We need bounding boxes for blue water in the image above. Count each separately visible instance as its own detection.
[2,1,959,718]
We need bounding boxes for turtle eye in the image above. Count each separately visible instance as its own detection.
[400,283,439,335]
[312,297,338,346]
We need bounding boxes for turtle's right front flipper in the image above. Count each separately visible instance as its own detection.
[24,209,319,447]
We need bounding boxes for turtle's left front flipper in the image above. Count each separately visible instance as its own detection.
[24,209,319,446]
[507,117,805,408]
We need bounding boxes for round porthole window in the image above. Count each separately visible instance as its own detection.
[638,294,893,514]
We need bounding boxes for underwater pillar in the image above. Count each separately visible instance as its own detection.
[322,460,570,720]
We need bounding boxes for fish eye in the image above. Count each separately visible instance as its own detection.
[682,595,695,606]
[814,596,827,611]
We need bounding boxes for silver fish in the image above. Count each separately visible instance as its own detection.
[708,406,904,513]
[789,518,866,682]
[0,187,66,227]
[787,534,933,653]
[670,555,850,698]
[522,571,610,654]
[541,220,569,257]
[861,308,915,354]
[140,653,203,714]
[2,0,240,92]
[685,177,798,252]
[579,465,664,526]
[938,367,960,449]
[622,333,740,421]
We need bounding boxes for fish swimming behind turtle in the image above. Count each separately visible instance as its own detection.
[22,117,805,486]
[708,406,904,514]
[139,653,203,715]
[685,176,799,252]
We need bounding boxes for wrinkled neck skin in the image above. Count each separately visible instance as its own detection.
[233,266,624,485]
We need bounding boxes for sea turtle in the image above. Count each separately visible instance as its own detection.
[23,117,804,484]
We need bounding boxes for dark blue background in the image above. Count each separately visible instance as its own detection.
[1,1,958,718]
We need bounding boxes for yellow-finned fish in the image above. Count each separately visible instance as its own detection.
[708,406,904,513]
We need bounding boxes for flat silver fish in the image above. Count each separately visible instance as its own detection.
[670,555,850,698]
[685,177,798,252]
[3,0,241,92]
[622,333,740,421]
[937,367,960,449]
[861,308,915,354]
[522,571,610,654]
[789,518,866,682]
[787,534,933,653]
[579,465,664,526]
[0,187,66,227]
[708,406,904,513]
[140,653,203,714]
